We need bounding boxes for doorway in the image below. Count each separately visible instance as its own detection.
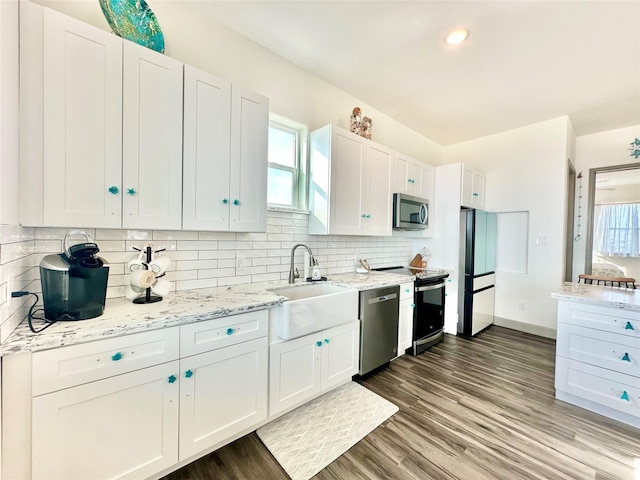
[564,160,576,281]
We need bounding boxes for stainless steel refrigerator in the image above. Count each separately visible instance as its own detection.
[458,209,497,336]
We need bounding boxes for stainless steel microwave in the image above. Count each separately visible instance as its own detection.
[393,193,429,230]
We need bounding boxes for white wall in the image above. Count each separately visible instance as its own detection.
[442,117,573,336]
[572,125,640,279]
[33,0,443,166]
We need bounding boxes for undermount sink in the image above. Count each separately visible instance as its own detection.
[269,283,359,339]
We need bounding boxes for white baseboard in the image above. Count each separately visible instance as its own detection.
[493,316,556,339]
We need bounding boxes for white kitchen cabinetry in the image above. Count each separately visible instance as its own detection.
[3,311,269,480]
[32,361,180,480]
[461,165,485,209]
[397,282,414,356]
[183,65,268,232]
[20,3,123,228]
[269,320,360,416]
[554,301,639,428]
[20,3,184,230]
[30,328,180,480]
[309,125,393,236]
[393,153,435,201]
[122,41,183,230]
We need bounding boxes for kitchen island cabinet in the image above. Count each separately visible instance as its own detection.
[552,283,640,428]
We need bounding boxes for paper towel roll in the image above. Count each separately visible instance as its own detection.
[130,269,156,289]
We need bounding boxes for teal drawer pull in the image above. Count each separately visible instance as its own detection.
[621,353,631,362]
[226,327,234,335]
[324,339,330,344]
[233,199,240,206]
[127,188,136,195]
[108,186,119,194]
[411,303,416,308]
[167,375,176,384]
[222,198,228,204]
[620,391,630,401]
[111,352,123,361]
[625,321,634,330]
[185,369,193,378]
[316,341,322,347]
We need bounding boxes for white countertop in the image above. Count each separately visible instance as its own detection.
[0,271,412,356]
[551,282,640,311]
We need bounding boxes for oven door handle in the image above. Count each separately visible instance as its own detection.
[416,283,444,292]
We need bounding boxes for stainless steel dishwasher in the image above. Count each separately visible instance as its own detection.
[358,285,400,375]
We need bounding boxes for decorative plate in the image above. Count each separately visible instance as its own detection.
[99,0,165,54]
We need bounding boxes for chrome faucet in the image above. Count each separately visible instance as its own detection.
[289,243,314,284]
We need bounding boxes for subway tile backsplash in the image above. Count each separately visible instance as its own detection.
[0,210,416,342]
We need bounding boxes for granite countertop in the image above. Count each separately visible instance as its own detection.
[551,282,640,311]
[0,271,413,356]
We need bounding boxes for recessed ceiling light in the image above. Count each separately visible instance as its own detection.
[446,29,469,45]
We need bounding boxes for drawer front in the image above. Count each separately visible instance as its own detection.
[32,327,180,396]
[556,323,640,378]
[555,356,639,418]
[399,282,414,301]
[180,310,268,357]
[557,301,640,338]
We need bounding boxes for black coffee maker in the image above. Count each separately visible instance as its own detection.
[40,231,109,320]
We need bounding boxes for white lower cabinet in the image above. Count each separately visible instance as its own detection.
[32,361,180,480]
[269,320,360,416]
[178,337,267,460]
[4,311,270,480]
[397,282,414,356]
[554,301,640,428]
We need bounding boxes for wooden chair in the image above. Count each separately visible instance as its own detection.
[578,274,636,289]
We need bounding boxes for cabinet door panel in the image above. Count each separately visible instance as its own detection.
[32,361,179,480]
[329,130,365,234]
[179,338,267,460]
[321,321,360,391]
[123,41,183,230]
[393,154,410,194]
[183,65,231,231]
[43,8,122,227]
[398,299,414,355]
[229,85,268,232]
[366,143,393,235]
[269,334,322,415]
[407,161,423,195]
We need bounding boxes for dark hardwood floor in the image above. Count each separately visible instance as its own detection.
[162,326,640,480]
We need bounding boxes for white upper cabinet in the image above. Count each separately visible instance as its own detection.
[182,65,232,231]
[122,41,183,230]
[393,153,434,200]
[310,125,392,236]
[183,71,268,233]
[20,4,123,227]
[461,165,485,209]
[229,86,269,232]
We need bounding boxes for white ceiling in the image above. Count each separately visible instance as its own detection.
[183,0,640,146]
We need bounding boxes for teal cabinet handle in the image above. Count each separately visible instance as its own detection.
[405,288,411,293]
[233,199,240,206]
[365,214,371,218]
[111,352,123,361]
[445,293,448,296]
[108,186,119,194]
[222,198,228,204]
[408,178,415,183]
[361,214,367,218]
[226,327,234,335]
[621,353,631,362]
[473,192,479,197]
[620,391,630,401]
[184,369,193,378]
[167,375,176,384]
[316,341,322,347]
[625,321,634,330]
[411,303,416,308]
[324,338,330,344]
[127,188,136,195]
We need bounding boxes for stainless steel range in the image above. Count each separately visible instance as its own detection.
[372,266,449,355]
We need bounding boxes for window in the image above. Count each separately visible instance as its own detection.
[593,203,640,257]
[267,114,308,209]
